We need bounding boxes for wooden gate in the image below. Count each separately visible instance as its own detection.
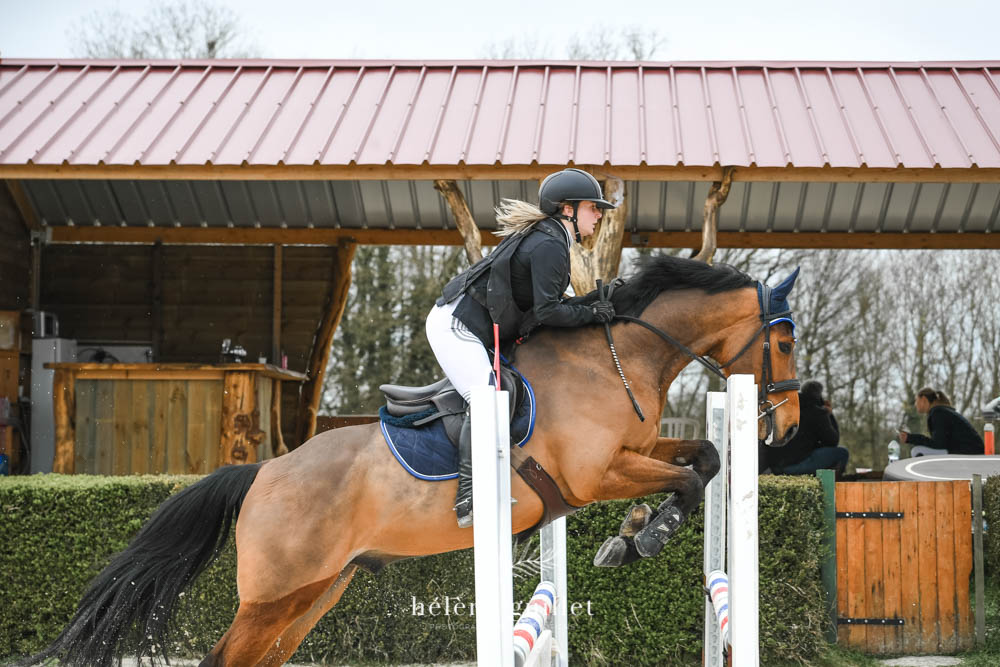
[836,480,973,654]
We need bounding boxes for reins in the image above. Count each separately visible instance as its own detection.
[596,279,801,437]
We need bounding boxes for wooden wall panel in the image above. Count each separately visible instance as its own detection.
[836,480,973,655]
[0,184,30,311]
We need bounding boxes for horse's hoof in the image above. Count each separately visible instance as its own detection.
[618,503,653,537]
[634,504,685,558]
[593,535,641,567]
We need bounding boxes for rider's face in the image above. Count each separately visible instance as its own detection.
[563,200,603,237]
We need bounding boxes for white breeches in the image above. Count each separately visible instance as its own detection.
[425,297,494,402]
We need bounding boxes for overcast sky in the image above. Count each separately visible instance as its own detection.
[1,0,999,62]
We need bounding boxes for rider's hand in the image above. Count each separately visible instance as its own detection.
[591,301,615,323]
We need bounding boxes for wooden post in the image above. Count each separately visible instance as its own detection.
[816,469,839,644]
[973,474,985,646]
[295,239,356,447]
[693,166,735,265]
[51,369,75,473]
[568,175,627,297]
[433,179,483,264]
[271,379,288,457]
[272,244,283,365]
[152,241,163,361]
[219,371,265,465]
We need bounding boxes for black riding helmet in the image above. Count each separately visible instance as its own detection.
[538,168,617,243]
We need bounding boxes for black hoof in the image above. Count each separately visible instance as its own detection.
[634,504,685,558]
[593,535,641,567]
[618,503,653,537]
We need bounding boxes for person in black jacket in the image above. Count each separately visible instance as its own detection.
[765,380,849,475]
[899,387,984,456]
[426,168,617,527]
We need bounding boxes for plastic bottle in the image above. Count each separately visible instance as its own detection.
[887,440,901,463]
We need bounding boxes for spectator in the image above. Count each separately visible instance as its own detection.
[899,387,984,456]
[766,380,849,475]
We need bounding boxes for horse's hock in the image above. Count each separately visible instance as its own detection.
[834,480,974,654]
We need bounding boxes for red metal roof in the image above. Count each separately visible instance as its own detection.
[2,58,999,170]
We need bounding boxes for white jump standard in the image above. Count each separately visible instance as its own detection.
[471,385,567,667]
[703,375,760,667]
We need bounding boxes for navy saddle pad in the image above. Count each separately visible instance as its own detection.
[380,374,536,481]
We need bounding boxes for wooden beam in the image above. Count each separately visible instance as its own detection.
[434,179,483,263]
[151,241,163,361]
[52,369,75,473]
[693,166,735,264]
[271,380,288,458]
[5,179,41,233]
[295,239,356,447]
[43,223,1000,250]
[272,244,283,365]
[48,225,487,246]
[569,175,628,296]
[3,163,1000,183]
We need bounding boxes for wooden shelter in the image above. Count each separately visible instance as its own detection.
[1,57,998,474]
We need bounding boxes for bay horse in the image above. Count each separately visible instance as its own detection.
[22,255,800,667]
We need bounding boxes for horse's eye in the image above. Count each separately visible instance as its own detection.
[778,342,792,354]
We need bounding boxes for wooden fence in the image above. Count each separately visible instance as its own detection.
[836,480,973,654]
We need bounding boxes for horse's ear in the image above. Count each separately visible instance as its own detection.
[772,267,800,301]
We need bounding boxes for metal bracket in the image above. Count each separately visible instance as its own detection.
[835,511,904,519]
[838,617,905,626]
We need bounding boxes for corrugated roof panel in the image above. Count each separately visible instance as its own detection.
[705,68,750,166]
[608,68,641,166]
[3,59,1000,169]
[463,67,512,165]
[640,69,678,165]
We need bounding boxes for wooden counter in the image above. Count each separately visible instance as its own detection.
[45,363,307,475]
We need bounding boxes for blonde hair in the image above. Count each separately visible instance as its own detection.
[493,198,549,237]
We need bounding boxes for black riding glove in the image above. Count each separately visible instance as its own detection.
[591,301,615,323]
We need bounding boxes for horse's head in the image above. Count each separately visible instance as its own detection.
[716,268,801,447]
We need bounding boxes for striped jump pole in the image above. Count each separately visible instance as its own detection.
[703,375,759,667]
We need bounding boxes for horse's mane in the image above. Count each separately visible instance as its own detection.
[571,254,754,317]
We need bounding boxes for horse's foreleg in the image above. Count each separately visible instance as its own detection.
[592,449,705,568]
[648,437,721,487]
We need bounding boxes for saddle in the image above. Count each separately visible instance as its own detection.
[379,368,579,536]
[379,366,524,449]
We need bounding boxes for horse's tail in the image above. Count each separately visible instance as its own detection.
[18,463,262,667]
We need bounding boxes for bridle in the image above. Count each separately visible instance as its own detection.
[598,280,801,444]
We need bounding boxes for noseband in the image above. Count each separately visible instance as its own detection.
[599,280,800,443]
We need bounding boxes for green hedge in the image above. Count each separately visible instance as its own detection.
[1,473,827,666]
[985,476,1000,577]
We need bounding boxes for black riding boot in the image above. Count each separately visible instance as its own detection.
[454,411,474,528]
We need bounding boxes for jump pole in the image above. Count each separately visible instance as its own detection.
[471,385,567,666]
[703,374,759,667]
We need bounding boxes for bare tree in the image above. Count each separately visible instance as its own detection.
[70,0,260,59]
[483,24,665,61]
[566,25,665,60]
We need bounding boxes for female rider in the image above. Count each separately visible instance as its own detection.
[426,168,617,527]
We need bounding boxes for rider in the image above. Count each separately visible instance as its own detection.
[426,168,618,528]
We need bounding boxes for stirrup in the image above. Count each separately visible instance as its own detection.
[455,498,474,528]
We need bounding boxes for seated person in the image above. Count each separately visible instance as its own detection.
[766,380,849,475]
[899,387,984,456]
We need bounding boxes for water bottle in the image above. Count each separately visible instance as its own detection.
[887,440,901,463]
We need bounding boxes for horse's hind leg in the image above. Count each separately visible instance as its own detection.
[198,571,351,667]
[255,565,359,666]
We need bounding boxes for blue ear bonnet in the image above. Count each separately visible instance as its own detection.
[757,267,799,331]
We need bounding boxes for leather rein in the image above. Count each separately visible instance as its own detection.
[597,280,801,443]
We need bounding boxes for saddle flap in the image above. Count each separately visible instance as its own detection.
[380,377,453,404]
